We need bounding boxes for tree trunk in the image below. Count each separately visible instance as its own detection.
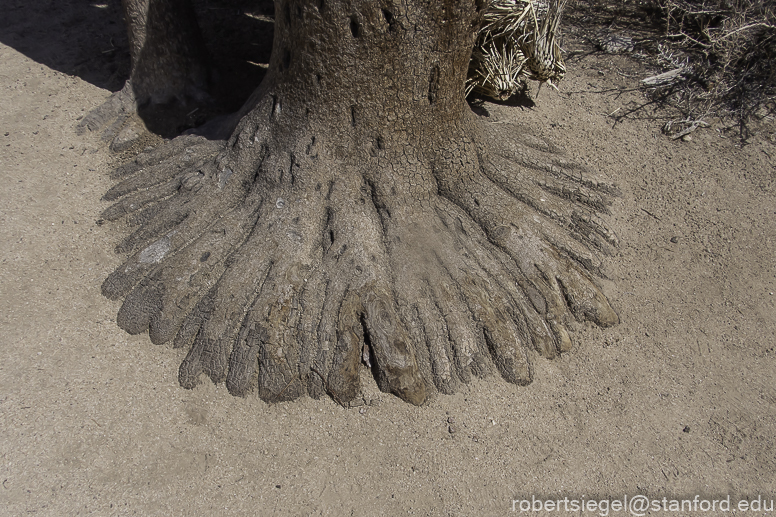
[99,0,619,406]
[77,0,210,144]
[124,0,209,106]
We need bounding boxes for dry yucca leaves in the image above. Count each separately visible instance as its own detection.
[468,0,568,101]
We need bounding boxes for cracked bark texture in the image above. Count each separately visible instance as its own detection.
[100,0,620,406]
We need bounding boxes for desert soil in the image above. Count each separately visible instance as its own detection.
[1,1,775,515]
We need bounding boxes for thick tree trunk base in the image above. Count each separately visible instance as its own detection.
[100,87,619,406]
[96,0,618,406]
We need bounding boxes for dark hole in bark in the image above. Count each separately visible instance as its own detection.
[381,8,394,29]
[283,2,291,26]
[200,252,210,262]
[350,105,357,126]
[474,197,480,207]
[288,154,296,185]
[317,0,325,12]
[270,94,280,119]
[428,65,440,104]
[376,135,384,150]
[349,16,361,38]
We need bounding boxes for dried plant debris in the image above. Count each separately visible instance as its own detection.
[468,0,568,101]
[643,0,776,139]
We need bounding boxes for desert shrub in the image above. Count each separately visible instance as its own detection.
[644,0,775,138]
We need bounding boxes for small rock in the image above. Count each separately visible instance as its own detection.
[682,134,693,142]
[447,416,456,424]
[683,426,691,433]
[670,236,679,243]
[448,425,456,434]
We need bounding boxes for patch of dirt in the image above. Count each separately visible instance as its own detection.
[1,1,774,514]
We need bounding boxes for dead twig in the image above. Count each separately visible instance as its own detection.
[664,117,710,138]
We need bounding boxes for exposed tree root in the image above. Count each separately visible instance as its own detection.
[76,79,226,154]
[101,93,619,406]
[76,82,148,152]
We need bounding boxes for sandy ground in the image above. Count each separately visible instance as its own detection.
[2,2,775,516]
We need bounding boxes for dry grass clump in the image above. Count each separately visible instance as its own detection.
[644,0,775,138]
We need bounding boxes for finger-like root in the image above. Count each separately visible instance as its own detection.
[77,82,162,154]
[100,105,619,406]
